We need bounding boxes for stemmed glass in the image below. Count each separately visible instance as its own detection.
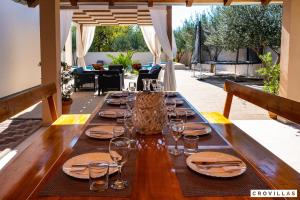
[124,115,135,139]
[151,79,158,91]
[128,82,136,92]
[156,81,164,92]
[165,98,177,127]
[170,119,184,156]
[126,96,135,113]
[109,137,131,190]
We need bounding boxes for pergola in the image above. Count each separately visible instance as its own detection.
[72,8,153,26]
[23,0,300,126]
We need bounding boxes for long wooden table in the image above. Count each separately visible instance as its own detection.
[0,93,299,200]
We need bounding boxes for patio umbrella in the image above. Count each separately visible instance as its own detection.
[191,21,202,77]
[191,21,201,64]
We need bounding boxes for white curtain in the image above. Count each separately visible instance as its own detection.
[65,28,73,66]
[60,10,74,51]
[76,24,95,67]
[150,8,176,91]
[140,25,161,65]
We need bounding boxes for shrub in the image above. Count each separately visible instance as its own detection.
[257,52,280,95]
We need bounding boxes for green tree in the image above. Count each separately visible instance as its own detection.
[206,5,282,62]
[89,25,148,52]
[257,52,280,94]
[174,10,222,63]
[89,26,128,52]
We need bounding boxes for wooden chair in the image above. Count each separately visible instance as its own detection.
[205,80,300,124]
[0,83,58,123]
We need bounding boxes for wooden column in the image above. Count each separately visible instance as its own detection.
[279,0,300,103]
[166,6,172,49]
[39,0,62,124]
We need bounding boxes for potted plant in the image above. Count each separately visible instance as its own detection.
[132,62,142,74]
[257,52,280,119]
[61,62,73,114]
[107,51,134,72]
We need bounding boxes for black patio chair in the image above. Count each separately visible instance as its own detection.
[137,65,162,91]
[98,70,122,95]
[108,64,125,88]
[73,67,97,92]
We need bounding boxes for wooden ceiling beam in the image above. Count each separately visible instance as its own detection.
[27,0,39,7]
[109,0,114,7]
[224,0,233,6]
[186,0,193,7]
[70,0,78,6]
[61,5,79,9]
[148,0,154,7]
[261,0,272,5]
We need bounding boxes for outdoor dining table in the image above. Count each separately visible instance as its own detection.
[1,92,299,200]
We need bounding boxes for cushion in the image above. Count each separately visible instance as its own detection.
[200,112,232,124]
[149,65,161,75]
[85,65,94,71]
[96,60,104,65]
[75,67,84,73]
[92,64,104,70]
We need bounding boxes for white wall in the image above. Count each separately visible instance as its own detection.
[0,0,41,98]
[84,52,167,66]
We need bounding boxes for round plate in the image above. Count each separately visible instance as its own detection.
[176,109,196,117]
[186,152,247,178]
[175,99,184,106]
[62,152,118,179]
[111,92,129,98]
[165,92,177,97]
[106,98,127,105]
[183,123,212,136]
[98,109,126,119]
[85,125,124,139]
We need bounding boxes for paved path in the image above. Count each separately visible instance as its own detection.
[175,70,269,120]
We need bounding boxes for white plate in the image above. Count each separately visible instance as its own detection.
[165,98,184,106]
[98,109,126,119]
[106,98,127,105]
[176,109,196,117]
[111,92,129,98]
[85,125,124,139]
[62,152,118,179]
[175,99,184,106]
[183,123,212,136]
[165,92,177,97]
[186,151,247,178]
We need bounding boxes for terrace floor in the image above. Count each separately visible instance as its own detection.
[1,69,300,172]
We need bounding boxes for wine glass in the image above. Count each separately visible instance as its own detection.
[165,98,176,113]
[126,96,135,112]
[109,137,131,190]
[124,115,135,139]
[170,119,184,156]
[165,98,176,126]
[128,82,136,92]
[156,81,164,92]
[151,79,158,91]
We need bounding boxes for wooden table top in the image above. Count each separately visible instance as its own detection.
[0,93,299,200]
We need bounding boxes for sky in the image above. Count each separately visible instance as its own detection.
[172,5,211,30]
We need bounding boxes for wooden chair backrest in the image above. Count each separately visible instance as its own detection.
[0,83,57,123]
[223,80,300,124]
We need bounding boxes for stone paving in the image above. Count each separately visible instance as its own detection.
[175,70,269,120]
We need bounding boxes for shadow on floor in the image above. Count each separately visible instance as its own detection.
[0,119,42,151]
[197,75,263,89]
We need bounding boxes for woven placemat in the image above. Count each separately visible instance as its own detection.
[170,148,270,197]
